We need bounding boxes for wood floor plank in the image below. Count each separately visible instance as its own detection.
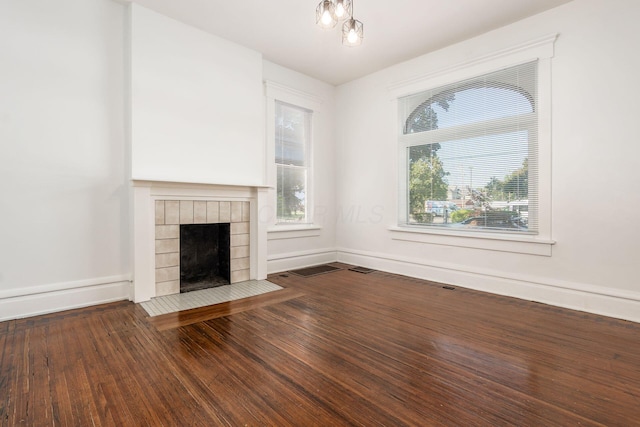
[283,279,635,424]
[1,267,640,426]
[0,321,14,424]
[256,296,600,426]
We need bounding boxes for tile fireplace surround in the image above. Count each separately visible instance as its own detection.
[132,180,268,303]
[155,200,249,296]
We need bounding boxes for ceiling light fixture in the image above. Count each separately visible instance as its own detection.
[334,0,352,20]
[342,14,363,47]
[316,0,363,47]
[316,0,337,29]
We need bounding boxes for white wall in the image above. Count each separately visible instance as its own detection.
[262,61,338,273]
[130,4,265,186]
[335,0,640,322]
[0,0,131,320]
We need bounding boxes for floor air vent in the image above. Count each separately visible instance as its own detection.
[289,264,341,277]
[348,266,376,274]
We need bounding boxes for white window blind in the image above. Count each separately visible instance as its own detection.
[399,61,538,233]
[275,101,312,223]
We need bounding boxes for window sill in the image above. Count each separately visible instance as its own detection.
[267,224,322,240]
[389,225,555,256]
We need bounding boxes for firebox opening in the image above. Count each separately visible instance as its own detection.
[180,223,230,293]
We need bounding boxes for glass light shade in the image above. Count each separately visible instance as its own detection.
[334,0,352,20]
[316,0,337,29]
[342,18,363,46]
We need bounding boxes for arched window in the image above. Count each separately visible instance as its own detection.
[398,61,538,233]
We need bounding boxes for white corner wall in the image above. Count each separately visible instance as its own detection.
[129,4,265,186]
[262,61,338,273]
[0,0,131,320]
[334,0,640,322]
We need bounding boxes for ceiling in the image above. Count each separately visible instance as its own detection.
[130,0,573,86]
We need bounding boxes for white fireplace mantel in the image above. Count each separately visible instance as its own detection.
[131,179,270,303]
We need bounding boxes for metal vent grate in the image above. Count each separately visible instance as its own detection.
[289,264,342,277]
[348,266,376,274]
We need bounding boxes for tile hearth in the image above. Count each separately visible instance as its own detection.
[140,280,282,316]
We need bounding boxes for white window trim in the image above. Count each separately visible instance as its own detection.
[267,224,322,240]
[388,34,558,256]
[265,81,323,235]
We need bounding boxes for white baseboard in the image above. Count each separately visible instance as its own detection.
[0,275,132,322]
[337,247,640,324]
[267,248,338,274]
[6,249,639,325]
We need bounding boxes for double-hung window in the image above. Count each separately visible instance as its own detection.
[275,101,312,224]
[398,61,539,235]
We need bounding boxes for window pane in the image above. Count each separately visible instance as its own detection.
[275,102,309,166]
[401,61,537,234]
[277,165,307,223]
[408,131,530,231]
[274,100,312,225]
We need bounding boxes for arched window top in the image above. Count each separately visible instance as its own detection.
[403,62,537,135]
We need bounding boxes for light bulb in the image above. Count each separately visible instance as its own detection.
[316,0,337,28]
[348,28,358,44]
[321,9,333,25]
[335,3,345,18]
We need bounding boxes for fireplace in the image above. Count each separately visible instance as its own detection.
[154,199,250,296]
[131,180,268,302]
[180,223,230,292]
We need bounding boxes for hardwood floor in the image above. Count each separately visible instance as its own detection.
[2,265,639,426]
